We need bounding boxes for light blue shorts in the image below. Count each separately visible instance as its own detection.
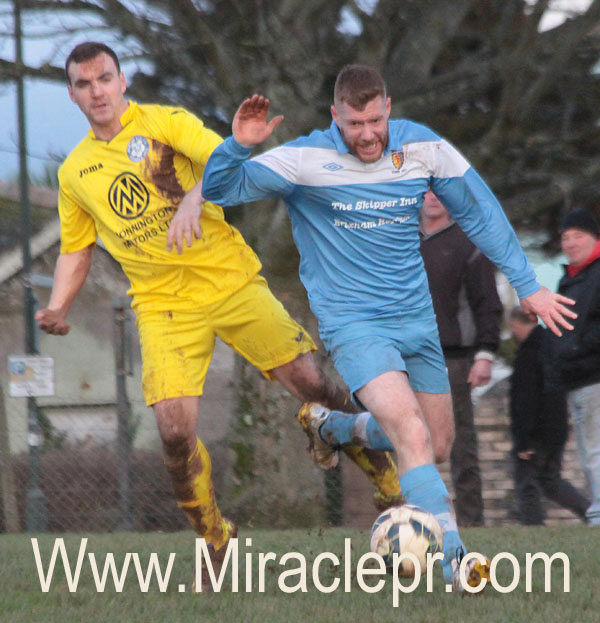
[323,308,450,397]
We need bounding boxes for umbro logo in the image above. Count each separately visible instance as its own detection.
[323,162,343,171]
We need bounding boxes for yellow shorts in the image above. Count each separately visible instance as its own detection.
[136,274,317,405]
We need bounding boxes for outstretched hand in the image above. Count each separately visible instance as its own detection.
[519,286,576,337]
[233,95,284,147]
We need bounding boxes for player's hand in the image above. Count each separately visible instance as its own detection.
[517,449,535,460]
[519,286,576,337]
[232,94,284,147]
[167,195,203,253]
[35,308,70,336]
[468,358,492,388]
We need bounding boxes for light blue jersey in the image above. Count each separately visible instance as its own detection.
[204,118,511,581]
[203,119,539,337]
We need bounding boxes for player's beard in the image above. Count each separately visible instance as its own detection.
[342,129,388,163]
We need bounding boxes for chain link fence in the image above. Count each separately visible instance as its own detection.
[1,295,327,534]
[0,298,213,534]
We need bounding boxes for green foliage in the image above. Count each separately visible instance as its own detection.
[0,195,58,253]
[36,405,67,449]
[228,363,259,493]
[224,356,326,529]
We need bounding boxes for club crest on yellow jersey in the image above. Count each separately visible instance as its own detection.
[127,135,150,162]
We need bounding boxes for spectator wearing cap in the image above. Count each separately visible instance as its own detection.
[551,207,600,525]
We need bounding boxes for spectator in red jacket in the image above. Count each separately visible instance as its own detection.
[551,208,600,525]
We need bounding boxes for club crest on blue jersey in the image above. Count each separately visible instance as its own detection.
[127,136,150,162]
[391,150,404,169]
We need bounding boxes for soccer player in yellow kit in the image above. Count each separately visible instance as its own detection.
[35,41,400,583]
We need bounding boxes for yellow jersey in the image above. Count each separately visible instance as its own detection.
[58,101,262,312]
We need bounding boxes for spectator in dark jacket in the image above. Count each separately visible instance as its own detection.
[420,191,503,526]
[551,208,600,525]
[509,307,589,525]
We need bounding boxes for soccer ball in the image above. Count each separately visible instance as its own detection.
[370,504,443,577]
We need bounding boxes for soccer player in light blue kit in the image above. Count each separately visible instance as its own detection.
[202,65,576,591]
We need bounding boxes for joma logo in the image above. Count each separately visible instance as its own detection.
[79,163,104,177]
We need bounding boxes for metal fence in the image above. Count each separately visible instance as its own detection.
[0,299,194,534]
[1,295,325,534]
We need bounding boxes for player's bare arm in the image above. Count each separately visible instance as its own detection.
[232,94,284,148]
[166,182,204,254]
[520,285,576,337]
[35,245,94,336]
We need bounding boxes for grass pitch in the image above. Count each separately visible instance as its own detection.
[0,525,597,623]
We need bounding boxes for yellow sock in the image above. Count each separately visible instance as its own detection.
[171,437,230,549]
[342,446,403,510]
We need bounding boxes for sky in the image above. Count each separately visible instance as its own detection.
[0,78,89,181]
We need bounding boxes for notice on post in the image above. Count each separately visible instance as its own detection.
[8,356,55,397]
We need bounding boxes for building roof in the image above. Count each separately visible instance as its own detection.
[0,182,60,284]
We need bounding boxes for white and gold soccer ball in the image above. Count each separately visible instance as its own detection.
[369,504,443,577]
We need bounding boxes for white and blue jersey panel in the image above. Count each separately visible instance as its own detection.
[202,118,539,338]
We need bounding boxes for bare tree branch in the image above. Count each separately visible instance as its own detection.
[517,0,600,122]
[0,58,63,81]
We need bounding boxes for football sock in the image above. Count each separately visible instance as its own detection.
[319,411,403,505]
[169,437,230,550]
[319,410,393,451]
[399,463,464,584]
[342,446,403,507]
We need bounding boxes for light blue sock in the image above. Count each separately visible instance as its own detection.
[319,410,393,450]
[399,464,465,584]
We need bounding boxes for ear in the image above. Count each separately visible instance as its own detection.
[385,97,391,116]
[331,104,338,123]
[120,71,127,94]
[68,84,75,102]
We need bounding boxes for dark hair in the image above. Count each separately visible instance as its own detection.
[509,306,536,325]
[334,64,386,110]
[65,42,120,83]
